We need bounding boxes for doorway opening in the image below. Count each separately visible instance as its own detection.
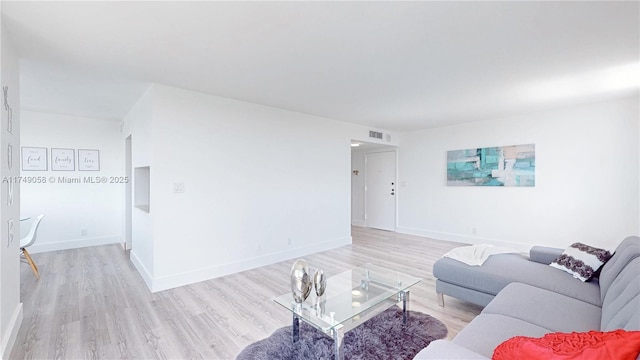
[350,140,397,232]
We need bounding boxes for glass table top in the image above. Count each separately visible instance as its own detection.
[273,263,422,332]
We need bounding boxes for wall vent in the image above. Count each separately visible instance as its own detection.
[369,130,383,139]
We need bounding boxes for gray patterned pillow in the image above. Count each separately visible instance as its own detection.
[549,242,612,281]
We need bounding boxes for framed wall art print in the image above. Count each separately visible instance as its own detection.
[447,144,535,187]
[78,149,100,171]
[21,147,48,171]
[51,148,75,171]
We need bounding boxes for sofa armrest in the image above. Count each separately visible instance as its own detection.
[529,246,563,264]
[413,340,490,359]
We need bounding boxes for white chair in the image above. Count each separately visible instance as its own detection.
[20,214,45,279]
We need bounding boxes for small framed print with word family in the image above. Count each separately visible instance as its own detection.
[78,149,100,171]
[51,148,75,171]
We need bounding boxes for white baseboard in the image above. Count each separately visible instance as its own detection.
[1,302,23,359]
[396,226,532,252]
[28,235,122,254]
[147,236,352,293]
[130,250,154,291]
[351,220,365,227]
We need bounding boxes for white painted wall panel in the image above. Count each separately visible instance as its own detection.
[20,111,124,253]
[149,85,349,287]
[137,84,397,291]
[397,96,640,251]
[0,16,23,358]
[121,86,154,284]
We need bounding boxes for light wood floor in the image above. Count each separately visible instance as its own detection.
[10,227,482,359]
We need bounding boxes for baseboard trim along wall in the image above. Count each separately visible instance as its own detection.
[1,303,23,360]
[28,235,122,254]
[130,250,154,291]
[351,220,365,227]
[148,236,352,293]
[395,227,533,253]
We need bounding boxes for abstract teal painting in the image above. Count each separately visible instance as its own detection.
[447,144,535,186]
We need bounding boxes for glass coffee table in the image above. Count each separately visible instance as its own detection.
[273,263,422,360]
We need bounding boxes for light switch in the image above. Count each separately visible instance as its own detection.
[173,183,185,193]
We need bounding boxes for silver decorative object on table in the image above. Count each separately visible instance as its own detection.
[290,259,312,303]
[314,269,327,297]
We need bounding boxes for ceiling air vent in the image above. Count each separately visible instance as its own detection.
[369,130,383,139]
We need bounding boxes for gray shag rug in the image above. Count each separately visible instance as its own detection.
[236,306,447,360]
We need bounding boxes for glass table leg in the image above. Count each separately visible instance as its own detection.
[331,326,344,360]
[292,314,300,343]
[402,290,410,324]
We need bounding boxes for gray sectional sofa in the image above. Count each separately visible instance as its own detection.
[414,236,640,359]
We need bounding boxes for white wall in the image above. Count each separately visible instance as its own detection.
[20,111,124,253]
[0,14,23,358]
[125,84,398,292]
[121,86,154,286]
[397,96,640,251]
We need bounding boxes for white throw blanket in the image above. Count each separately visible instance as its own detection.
[443,244,519,266]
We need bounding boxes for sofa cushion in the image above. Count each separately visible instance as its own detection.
[599,236,640,303]
[434,254,602,306]
[493,330,640,360]
[413,339,490,360]
[601,257,640,331]
[452,314,551,358]
[529,246,564,265]
[482,283,601,333]
[549,242,612,281]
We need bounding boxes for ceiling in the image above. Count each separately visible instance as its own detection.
[3,1,639,131]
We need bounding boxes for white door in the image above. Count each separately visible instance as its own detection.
[365,151,396,231]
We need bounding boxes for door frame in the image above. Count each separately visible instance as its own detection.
[125,135,132,250]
